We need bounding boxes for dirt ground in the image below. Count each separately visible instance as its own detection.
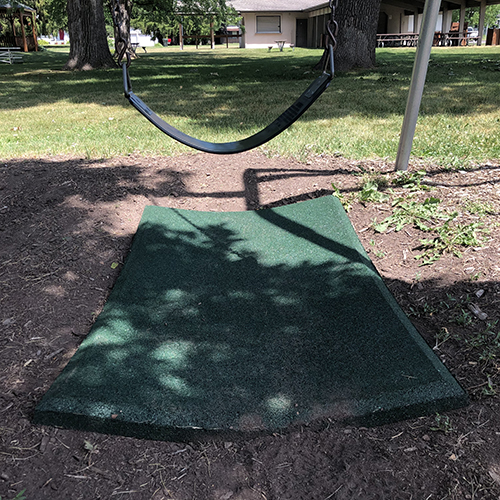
[1,151,500,500]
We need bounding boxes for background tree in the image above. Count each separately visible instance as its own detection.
[126,0,175,48]
[125,0,238,48]
[36,0,67,36]
[315,0,381,72]
[452,5,500,29]
[65,0,115,69]
[110,0,136,61]
[60,0,236,70]
[334,0,382,72]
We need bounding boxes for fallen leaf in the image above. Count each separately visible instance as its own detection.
[84,440,95,451]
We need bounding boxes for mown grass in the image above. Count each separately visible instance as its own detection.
[0,45,499,164]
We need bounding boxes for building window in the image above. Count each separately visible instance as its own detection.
[256,16,281,34]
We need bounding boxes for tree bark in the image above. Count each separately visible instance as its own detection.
[317,0,381,73]
[64,0,116,70]
[335,0,381,71]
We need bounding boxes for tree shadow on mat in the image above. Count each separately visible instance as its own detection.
[35,202,466,440]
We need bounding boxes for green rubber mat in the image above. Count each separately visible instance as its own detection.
[34,197,467,440]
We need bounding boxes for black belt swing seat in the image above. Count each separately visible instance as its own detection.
[122,48,333,155]
[121,43,334,155]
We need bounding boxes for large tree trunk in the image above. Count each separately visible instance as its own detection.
[318,0,381,73]
[335,0,381,71]
[65,0,116,70]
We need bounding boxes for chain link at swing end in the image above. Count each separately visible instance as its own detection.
[322,0,339,74]
[116,36,133,97]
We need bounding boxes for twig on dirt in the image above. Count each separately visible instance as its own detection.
[54,436,70,449]
[171,465,189,481]
[171,447,188,455]
[42,478,53,488]
[466,380,491,391]
[71,462,95,475]
[476,419,490,429]
[390,432,404,440]
[201,449,212,477]
[13,454,37,461]
[325,485,343,499]
[151,487,162,499]
[23,270,59,282]
[11,443,39,451]
[1,402,14,413]
[45,348,64,360]
[276,462,292,469]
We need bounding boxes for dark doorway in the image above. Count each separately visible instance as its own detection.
[377,11,388,34]
[296,18,308,47]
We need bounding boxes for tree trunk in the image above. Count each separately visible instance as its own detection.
[336,0,381,71]
[64,0,116,70]
[318,0,381,73]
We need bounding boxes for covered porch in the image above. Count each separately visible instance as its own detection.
[378,0,500,47]
[0,0,38,51]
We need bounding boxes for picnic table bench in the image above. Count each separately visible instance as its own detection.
[0,47,23,64]
[376,33,418,48]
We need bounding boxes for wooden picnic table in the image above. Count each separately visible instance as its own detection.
[131,42,147,54]
[0,46,23,64]
[433,31,478,46]
[181,33,241,49]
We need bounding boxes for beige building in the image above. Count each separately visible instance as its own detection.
[228,0,500,49]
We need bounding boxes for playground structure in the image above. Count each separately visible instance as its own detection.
[120,0,443,172]
[31,0,474,442]
[178,23,242,50]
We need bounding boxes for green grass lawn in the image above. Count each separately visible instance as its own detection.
[1,45,499,165]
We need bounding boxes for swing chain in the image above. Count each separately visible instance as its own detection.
[113,0,132,68]
[327,0,339,52]
[320,0,338,74]
[116,38,132,68]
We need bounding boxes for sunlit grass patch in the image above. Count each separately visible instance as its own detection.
[0,46,499,164]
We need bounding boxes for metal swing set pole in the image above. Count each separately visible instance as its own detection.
[395,0,442,172]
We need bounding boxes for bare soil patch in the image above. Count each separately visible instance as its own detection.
[1,151,500,500]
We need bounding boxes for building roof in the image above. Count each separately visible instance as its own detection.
[228,0,328,13]
[229,0,500,13]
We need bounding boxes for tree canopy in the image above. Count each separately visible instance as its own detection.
[452,5,500,29]
[131,0,240,45]
[28,0,239,40]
